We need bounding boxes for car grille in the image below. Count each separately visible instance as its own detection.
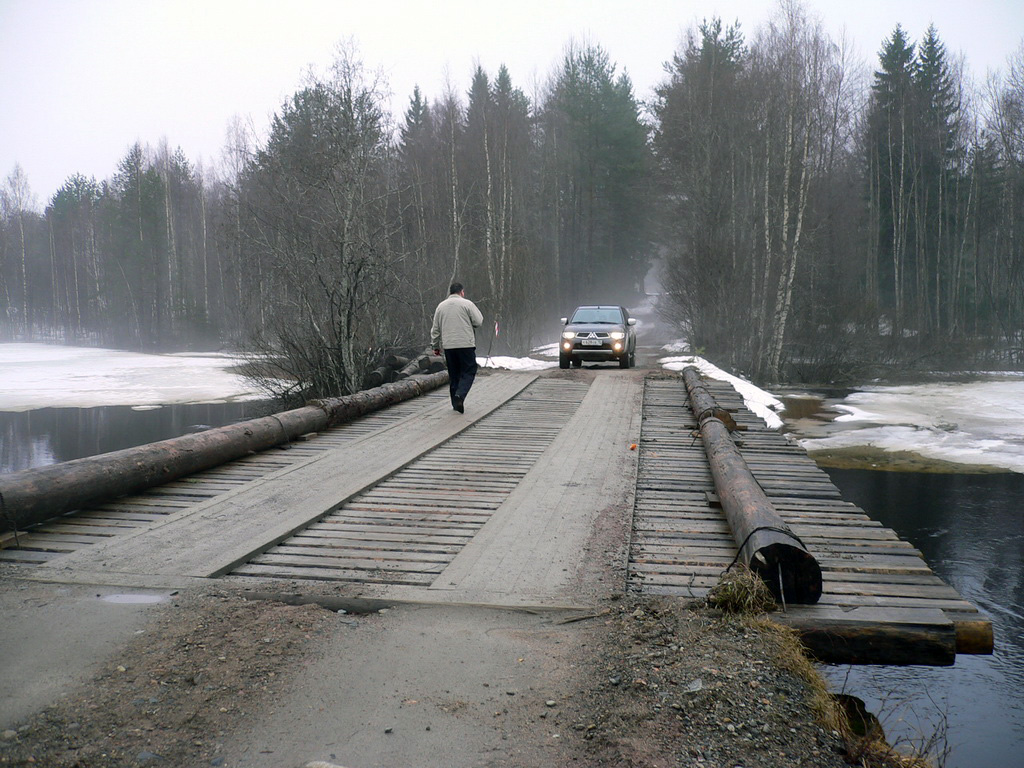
[572,332,610,339]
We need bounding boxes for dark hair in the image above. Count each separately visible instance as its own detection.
[449,282,463,295]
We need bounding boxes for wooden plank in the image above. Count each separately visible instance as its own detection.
[266,545,451,565]
[72,510,168,523]
[311,520,476,537]
[816,593,981,612]
[251,551,446,573]
[294,528,466,546]
[230,562,433,585]
[317,519,480,535]
[7,532,100,547]
[32,522,136,536]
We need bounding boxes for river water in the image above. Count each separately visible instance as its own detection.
[820,468,1024,767]
[0,402,270,474]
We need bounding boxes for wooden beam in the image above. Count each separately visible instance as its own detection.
[774,606,957,666]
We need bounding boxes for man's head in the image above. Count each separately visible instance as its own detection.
[449,282,464,296]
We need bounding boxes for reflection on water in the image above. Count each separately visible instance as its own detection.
[0,402,273,474]
[823,469,1024,768]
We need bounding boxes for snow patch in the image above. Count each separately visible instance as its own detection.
[659,355,785,430]
[478,355,559,372]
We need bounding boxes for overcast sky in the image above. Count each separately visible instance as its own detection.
[2,0,1022,206]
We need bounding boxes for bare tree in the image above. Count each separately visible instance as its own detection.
[1,164,38,335]
[237,47,409,397]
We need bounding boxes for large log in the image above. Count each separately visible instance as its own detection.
[395,351,433,380]
[775,606,956,665]
[0,371,448,533]
[682,365,822,604]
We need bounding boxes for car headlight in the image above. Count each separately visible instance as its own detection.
[561,331,577,340]
[609,331,626,340]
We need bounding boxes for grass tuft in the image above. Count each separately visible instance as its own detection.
[706,564,777,614]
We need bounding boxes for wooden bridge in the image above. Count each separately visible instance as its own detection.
[0,368,993,666]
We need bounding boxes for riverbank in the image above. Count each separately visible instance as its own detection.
[1,572,912,768]
[776,377,1024,476]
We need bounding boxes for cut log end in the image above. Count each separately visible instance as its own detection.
[750,542,823,605]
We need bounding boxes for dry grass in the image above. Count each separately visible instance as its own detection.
[750,616,937,768]
[706,564,778,614]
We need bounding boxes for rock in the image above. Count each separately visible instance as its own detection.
[1,730,18,741]
[137,751,164,762]
[545,700,556,707]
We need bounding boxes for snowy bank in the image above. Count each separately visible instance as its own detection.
[659,355,785,430]
[0,343,266,411]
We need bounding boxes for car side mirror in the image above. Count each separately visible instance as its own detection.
[627,318,637,326]
[560,317,568,325]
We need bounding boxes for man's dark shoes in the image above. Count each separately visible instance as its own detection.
[453,395,464,413]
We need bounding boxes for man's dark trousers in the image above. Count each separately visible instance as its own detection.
[444,347,477,406]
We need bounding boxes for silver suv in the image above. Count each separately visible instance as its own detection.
[559,305,637,369]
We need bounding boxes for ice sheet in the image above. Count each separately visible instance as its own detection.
[0,343,266,411]
[797,380,1024,473]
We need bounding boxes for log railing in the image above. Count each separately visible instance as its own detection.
[681,365,822,605]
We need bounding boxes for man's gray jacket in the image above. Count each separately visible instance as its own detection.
[431,294,483,350]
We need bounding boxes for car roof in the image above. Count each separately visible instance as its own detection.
[574,305,624,310]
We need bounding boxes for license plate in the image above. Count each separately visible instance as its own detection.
[581,339,602,346]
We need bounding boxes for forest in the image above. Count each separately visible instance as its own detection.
[2,1,1023,393]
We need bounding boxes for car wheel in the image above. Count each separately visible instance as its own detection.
[559,352,570,369]
[619,354,630,369]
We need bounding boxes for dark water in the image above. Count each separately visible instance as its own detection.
[823,468,1024,767]
[0,402,273,474]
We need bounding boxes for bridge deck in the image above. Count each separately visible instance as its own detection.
[1,369,992,665]
[630,378,992,664]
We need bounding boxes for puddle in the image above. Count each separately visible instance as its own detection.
[100,593,168,604]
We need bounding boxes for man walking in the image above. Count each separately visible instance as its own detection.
[431,282,483,413]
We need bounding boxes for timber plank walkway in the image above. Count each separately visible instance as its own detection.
[0,368,992,664]
[629,377,992,664]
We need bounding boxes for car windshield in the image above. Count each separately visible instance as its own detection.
[570,308,623,324]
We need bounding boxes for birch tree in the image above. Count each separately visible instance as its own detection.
[752,0,847,381]
[0,165,38,334]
